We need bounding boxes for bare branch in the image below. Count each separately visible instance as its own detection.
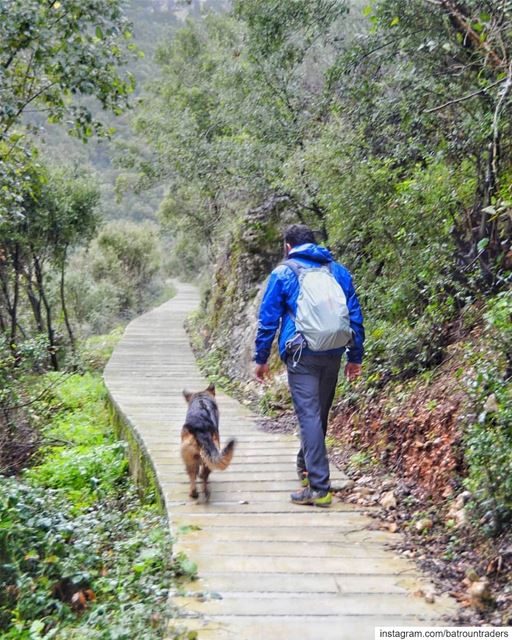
[8,371,73,411]
[349,29,430,68]
[1,81,59,138]
[424,77,508,113]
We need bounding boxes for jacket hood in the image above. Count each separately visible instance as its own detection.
[288,243,333,263]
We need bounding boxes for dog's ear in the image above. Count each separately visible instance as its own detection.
[206,383,216,396]
[183,389,193,403]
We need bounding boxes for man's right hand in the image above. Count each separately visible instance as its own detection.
[254,363,270,383]
[345,362,362,381]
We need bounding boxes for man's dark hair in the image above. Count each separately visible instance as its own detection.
[284,224,316,248]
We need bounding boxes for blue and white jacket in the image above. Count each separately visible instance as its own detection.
[254,243,365,365]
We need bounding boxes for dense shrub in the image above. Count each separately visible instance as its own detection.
[65,221,166,336]
[0,478,174,639]
[464,291,512,535]
[0,336,50,475]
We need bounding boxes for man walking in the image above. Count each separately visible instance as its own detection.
[254,224,365,507]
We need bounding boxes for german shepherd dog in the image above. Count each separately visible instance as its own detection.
[181,383,235,500]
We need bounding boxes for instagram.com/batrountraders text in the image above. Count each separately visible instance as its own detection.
[375,628,512,639]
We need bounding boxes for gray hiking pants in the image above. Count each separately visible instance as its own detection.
[286,352,342,494]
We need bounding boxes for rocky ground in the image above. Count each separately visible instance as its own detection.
[257,412,512,627]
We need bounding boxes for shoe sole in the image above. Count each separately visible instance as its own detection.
[290,495,332,508]
[290,500,331,508]
[314,500,331,508]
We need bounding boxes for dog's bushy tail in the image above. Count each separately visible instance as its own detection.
[197,433,236,470]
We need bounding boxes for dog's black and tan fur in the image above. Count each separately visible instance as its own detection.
[181,383,235,499]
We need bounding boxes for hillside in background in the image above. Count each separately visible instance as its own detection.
[34,0,228,222]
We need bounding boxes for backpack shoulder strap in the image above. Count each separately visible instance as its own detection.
[281,259,304,322]
[283,259,334,278]
[282,259,303,279]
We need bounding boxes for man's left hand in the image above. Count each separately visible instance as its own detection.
[345,362,362,381]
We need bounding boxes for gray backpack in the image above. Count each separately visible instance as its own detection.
[285,260,353,351]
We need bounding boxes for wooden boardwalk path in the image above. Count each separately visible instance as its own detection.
[104,281,457,640]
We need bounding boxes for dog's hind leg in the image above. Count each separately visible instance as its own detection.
[199,464,211,500]
[186,458,200,499]
[181,429,201,499]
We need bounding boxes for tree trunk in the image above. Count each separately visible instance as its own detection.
[10,244,21,348]
[0,269,14,338]
[0,306,6,334]
[0,244,20,352]
[32,252,59,371]
[25,284,44,333]
[60,246,76,358]
[439,1,503,69]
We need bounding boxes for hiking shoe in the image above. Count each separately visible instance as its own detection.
[290,487,332,508]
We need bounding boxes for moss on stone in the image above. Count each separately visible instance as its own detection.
[106,397,165,514]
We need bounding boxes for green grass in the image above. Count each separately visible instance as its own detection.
[76,328,124,372]
[25,373,126,507]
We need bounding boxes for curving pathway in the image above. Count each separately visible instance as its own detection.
[104,281,457,640]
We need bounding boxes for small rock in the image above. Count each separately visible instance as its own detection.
[465,568,480,583]
[460,490,472,504]
[468,578,492,610]
[447,495,469,527]
[453,494,465,510]
[453,508,467,528]
[442,485,454,498]
[415,517,433,532]
[387,522,398,533]
[354,486,372,497]
[197,591,223,601]
[424,589,436,604]
[484,394,499,413]
[380,490,397,510]
[239,500,249,505]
